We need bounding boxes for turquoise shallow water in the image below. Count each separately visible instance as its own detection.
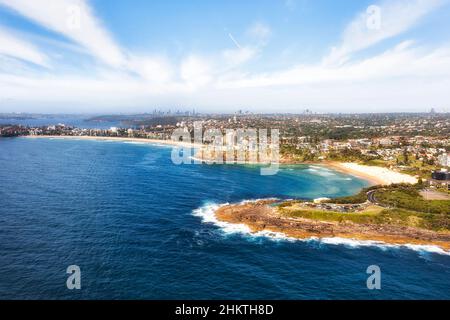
[0,137,449,299]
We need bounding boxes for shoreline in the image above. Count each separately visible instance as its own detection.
[323,161,418,186]
[212,201,450,252]
[23,134,203,149]
[22,134,439,250]
[323,161,383,186]
[22,135,418,186]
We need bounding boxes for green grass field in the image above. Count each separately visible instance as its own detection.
[278,184,450,232]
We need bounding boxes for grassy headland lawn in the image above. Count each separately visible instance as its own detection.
[214,183,450,249]
[278,184,450,232]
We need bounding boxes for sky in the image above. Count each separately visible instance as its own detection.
[0,0,450,114]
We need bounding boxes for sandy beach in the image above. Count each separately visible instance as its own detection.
[326,162,418,186]
[24,135,203,149]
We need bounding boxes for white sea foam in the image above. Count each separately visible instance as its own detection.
[122,141,172,148]
[192,202,297,241]
[319,238,450,256]
[192,202,252,235]
[192,202,450,256]
[148,143,173,148]
[309,165,324,170]
[306,167,336,177]
[43,136,173,148]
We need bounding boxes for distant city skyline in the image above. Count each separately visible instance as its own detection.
[1,0,450,113]
[1,108,448,117]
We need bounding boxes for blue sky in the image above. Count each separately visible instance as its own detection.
[0,0,450,114]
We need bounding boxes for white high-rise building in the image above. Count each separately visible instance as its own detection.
[438,153,450,167]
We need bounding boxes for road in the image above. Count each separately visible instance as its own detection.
[367,190,378,204]
[366,189,391,208]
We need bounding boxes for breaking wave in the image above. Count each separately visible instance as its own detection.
[192,201,450,256]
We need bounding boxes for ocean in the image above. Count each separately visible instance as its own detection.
[0,137,449,299]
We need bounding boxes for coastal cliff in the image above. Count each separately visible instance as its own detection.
[215,200,450,250]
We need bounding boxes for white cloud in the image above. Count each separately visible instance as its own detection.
[217,41,450,89]
[128,56,174,84]
[2,38,450,113]
[2,41,450,113]
[0,0,449,113]
[222,47,257,67]
[0,28,49,67]
[323,0,445,65]
[246,22,272,44]
[0,0,126,67]
[0,0,179,84]
[180,55,212,90]
[220,22,271,68]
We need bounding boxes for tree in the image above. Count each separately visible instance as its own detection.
[403,148,409,165]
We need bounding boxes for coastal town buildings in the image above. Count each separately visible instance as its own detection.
[438,153,450,167]
[1,113,449,184]
[431,169,450,190]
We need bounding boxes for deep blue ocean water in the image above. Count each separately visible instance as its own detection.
[0,137,449,299]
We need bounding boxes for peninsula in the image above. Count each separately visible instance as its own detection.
[213,183,450,250]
